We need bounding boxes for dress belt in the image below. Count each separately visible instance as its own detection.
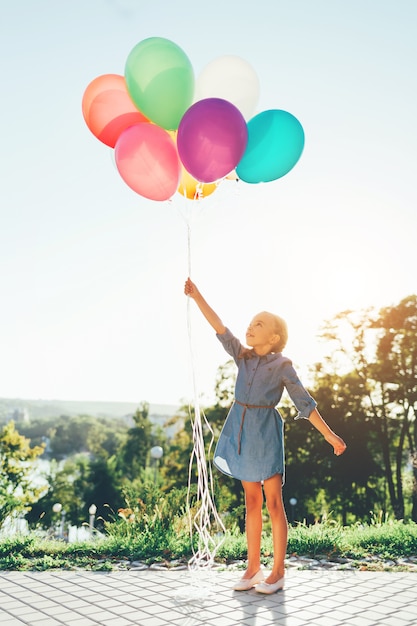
[234,400,276,455]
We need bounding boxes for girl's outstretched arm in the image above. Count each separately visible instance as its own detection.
[308,408,347,456]
[184,278,226,335]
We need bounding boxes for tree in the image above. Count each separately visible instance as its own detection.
[371,295,417,520]
[26,455,91,529]
[160,404,194,491]
[293,368,384,524]
[47,414,127,460]
[0,421,46,526]
[21,412,130,530]
[319,295,417,520]
[118,402,152,480]
[83,455,125,527]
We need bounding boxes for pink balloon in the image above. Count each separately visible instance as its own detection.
[115,123,181,201]
[82,74,149,147]
[177,98,248,183]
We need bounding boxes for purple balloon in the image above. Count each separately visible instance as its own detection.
[177,98,248,183]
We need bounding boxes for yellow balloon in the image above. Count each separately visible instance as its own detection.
[178,167,218,200]
[168,130,218,200]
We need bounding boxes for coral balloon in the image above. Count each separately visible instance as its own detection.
[236,110,305,183]
[178,167,217,200]
[177,98,248,183]
[125,37,194,130]
[82,74,149,147]
[195,55,260,120]
[115,123,180,201]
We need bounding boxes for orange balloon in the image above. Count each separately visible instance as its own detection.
[82,74,149,147]
[226,169,238,181]
[178,167,217,200]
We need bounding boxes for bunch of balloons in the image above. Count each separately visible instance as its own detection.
[82,37,305,202]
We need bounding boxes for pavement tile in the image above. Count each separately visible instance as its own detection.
[59,616,97,626]
[300,602,334,616]
[120,598,155,610]
[0,598,20,613]
[377,618,415,626]
[95,618,136,626]
[39,606,81,617]
[347,617,384,626]
[44,612,82,623]
[209,617,243,626]
[335,602,369,616]
[347,598,379,610]
[311,616,347,626]
[0,613,24,626]
[139,618,171,626]
[371,604,399,616]
[110,605,142,616]
[256,616,305,626]
[22,600,60,610]
[250,617,288,626]
[397,610,417,621]
[8,607,39,618]
[74,605,102,616]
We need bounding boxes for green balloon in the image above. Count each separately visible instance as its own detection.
[125,37,194,130]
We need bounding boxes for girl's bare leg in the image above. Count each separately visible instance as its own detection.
[241,480,263,578]
[263,473,287,583]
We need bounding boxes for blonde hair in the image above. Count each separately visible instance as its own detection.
[239,311,288,359]
[268,312,288,352]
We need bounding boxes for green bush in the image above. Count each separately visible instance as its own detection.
[343,520,417,559]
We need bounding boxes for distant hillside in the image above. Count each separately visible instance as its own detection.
[0,397,180,423]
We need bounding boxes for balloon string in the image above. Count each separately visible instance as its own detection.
[181,203,225,571]
[187,220,192,278]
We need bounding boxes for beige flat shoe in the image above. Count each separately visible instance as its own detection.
[232,569,264,591]
[255,576,285,594]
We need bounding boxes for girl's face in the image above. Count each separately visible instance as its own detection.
[246,313,280,354]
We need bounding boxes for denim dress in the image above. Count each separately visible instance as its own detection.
[213,328,317,483]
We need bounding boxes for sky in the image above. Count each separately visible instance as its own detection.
[1,1,416,407]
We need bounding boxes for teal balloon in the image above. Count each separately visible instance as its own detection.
[125,37,194,130]
[236,110,305,183]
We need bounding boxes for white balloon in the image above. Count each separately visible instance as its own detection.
[195,55,260,120]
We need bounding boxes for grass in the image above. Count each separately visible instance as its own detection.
[1,518,416,571]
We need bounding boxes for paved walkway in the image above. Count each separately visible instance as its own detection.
[0,568,416,626]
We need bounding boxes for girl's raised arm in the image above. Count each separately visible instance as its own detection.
[184,278,226,335]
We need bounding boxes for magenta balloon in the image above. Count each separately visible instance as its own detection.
[115,123,180,201]
[177,98,248,183]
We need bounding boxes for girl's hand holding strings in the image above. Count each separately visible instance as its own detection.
[184,278,226,334]
[184,277,199,299]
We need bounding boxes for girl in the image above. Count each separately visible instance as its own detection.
[184,278,346,594]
